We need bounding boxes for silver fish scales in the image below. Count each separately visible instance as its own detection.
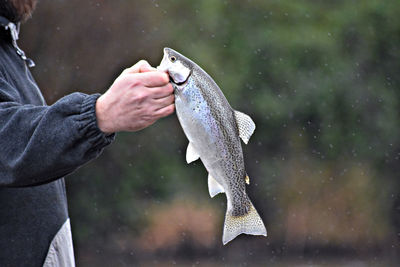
[158,48,267,244]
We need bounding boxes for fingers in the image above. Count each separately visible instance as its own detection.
[134,71,170,87]
[150,84,174,99]
[154,103,175,118]
[154,94,175,110]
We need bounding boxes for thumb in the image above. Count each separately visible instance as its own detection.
[124,60,156,74]
[139,64,157,73]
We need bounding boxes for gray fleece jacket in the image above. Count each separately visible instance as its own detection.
[0,17,114,266]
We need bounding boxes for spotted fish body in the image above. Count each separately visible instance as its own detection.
[158,48,267,244]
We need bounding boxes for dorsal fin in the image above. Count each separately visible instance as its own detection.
[234,110,256,144]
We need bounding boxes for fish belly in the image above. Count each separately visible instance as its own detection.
[174,84,235,191]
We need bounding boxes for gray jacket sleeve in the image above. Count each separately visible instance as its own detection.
[0,78,115,187]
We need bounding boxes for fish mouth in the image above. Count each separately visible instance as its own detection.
[168,70,192,86]
[160,47,191,86]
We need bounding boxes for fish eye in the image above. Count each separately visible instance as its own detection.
[170,56,177,62]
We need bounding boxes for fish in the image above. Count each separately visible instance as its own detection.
[158,48,267,245]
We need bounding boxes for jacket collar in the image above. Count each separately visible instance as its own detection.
[0,15,35,68]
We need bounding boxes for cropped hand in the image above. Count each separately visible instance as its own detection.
[95,60,174,133]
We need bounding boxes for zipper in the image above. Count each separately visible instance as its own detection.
[0,17,35,68]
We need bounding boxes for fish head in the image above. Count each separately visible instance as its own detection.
[157,47,192,86]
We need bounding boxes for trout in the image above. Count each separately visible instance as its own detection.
[158,48,267,244]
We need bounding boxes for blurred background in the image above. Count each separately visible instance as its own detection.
[20,0,400,266]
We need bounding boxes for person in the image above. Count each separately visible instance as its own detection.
[0,1,174,266]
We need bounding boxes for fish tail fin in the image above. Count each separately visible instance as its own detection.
[222,198,267,245]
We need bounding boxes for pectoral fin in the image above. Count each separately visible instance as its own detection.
[186,143,200,164]
[208,174,225,198]
[234,111,256,144]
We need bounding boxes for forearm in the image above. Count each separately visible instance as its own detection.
[0,93,114,187]
[0,59,174,186]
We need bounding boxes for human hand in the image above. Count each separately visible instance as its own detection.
[95,60,174,134]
